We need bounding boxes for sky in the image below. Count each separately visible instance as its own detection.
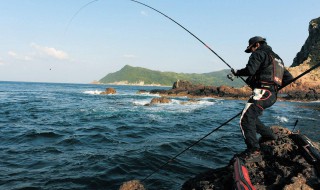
[1,0,320,83]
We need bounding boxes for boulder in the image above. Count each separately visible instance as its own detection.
[119,180,145,190]
[181,126,320,190]
[100,88,116,95]
[144,97,172,106]
[173,80,195,89]
[150,97,171,104]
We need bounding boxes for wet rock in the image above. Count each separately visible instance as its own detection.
[100,88,116,95]
[181,126,320,190]
[119,180,145,190]
[142,81,251,99]
[173,80,196,89]
[144,97,172,106]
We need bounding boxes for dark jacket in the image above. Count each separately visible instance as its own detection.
[236,44,293,88]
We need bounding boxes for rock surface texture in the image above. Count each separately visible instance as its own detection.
[181,126,320,190]
[100,87,117,95]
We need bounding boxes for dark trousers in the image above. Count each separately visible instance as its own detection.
[240,88,277,150]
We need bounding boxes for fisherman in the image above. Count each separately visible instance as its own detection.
[229,36,293,162]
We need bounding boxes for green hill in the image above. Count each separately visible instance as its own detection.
[99,65,245,87]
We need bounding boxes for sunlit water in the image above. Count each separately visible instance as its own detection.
[0,81,319,190]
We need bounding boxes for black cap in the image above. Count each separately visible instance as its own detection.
[245,36,266,53]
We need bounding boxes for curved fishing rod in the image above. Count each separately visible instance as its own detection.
[66,0,320,184]
[129,0,247,84]
[67,0,246,83]
[141,61,320,182]
[64,0,98,35]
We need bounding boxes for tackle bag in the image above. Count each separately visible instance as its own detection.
[233,157,256,190]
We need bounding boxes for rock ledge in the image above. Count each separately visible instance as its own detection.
[181,126,320,190]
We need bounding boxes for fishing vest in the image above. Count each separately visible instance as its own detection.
[252,50,285,88]
[260,51,285,86]
[245,49,285,89]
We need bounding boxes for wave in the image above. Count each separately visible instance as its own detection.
[132,100,151,106]
[275,116,289,123]
[83,90,103,95]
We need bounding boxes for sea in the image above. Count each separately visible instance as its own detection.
[0,81,319,190]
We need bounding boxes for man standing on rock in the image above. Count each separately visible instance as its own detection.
[229,36,293,162]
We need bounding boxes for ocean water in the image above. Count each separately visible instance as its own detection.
[0,81,319,190]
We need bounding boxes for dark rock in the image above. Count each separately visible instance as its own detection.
[181,126,320,190]
[292,17,320,67]
[173,80,195,89]
[145,97,172,106]
[145,81,251,99]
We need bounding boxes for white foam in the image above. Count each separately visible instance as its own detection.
[137,93,160,97]
[144,98,217,113]
[83,90,103,95]
[275,116,289,123]
[133,100,151,106]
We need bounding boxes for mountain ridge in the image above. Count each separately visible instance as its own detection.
[99,65,245,87]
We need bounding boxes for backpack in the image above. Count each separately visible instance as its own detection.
[233,157,256,190]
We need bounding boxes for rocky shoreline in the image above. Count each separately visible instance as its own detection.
[137,78,319,102]
[119,126,320,190]
[181,126,320,190]
[117,16,320,190]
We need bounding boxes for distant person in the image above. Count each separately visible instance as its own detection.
[229,36,293,162]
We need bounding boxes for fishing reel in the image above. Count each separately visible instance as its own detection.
[227,73,236,81]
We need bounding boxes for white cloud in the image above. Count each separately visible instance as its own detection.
[30,43,69,60]
[8,51,17,57]
[140,11,148,16]
[0,57,4,65]
[8,51,32,61]
[123,54,138,59]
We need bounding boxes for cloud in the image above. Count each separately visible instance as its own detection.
[0,57,4,65]
[123,54,138,59]
[8,51,32,61]
[140,11,148,16]
[30,43,69,60]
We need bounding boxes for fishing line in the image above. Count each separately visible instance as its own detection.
[142,61,320,182]
[67,0,246,83]
[129,0,247,84]
[64,0,98,35]
[66,0,320,184]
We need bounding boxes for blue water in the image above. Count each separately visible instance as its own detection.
[0,81,319,190]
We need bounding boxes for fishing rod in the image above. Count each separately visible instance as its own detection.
[64,0,98,35]
[279,61,320,91]
[142,61,320,182]
[142,112,241,182]
[129,0,247,84]
[68,0,246,83]
[292,119,299,133]
[67,0,320,183]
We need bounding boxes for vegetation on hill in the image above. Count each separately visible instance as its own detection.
[99,65,245,87]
